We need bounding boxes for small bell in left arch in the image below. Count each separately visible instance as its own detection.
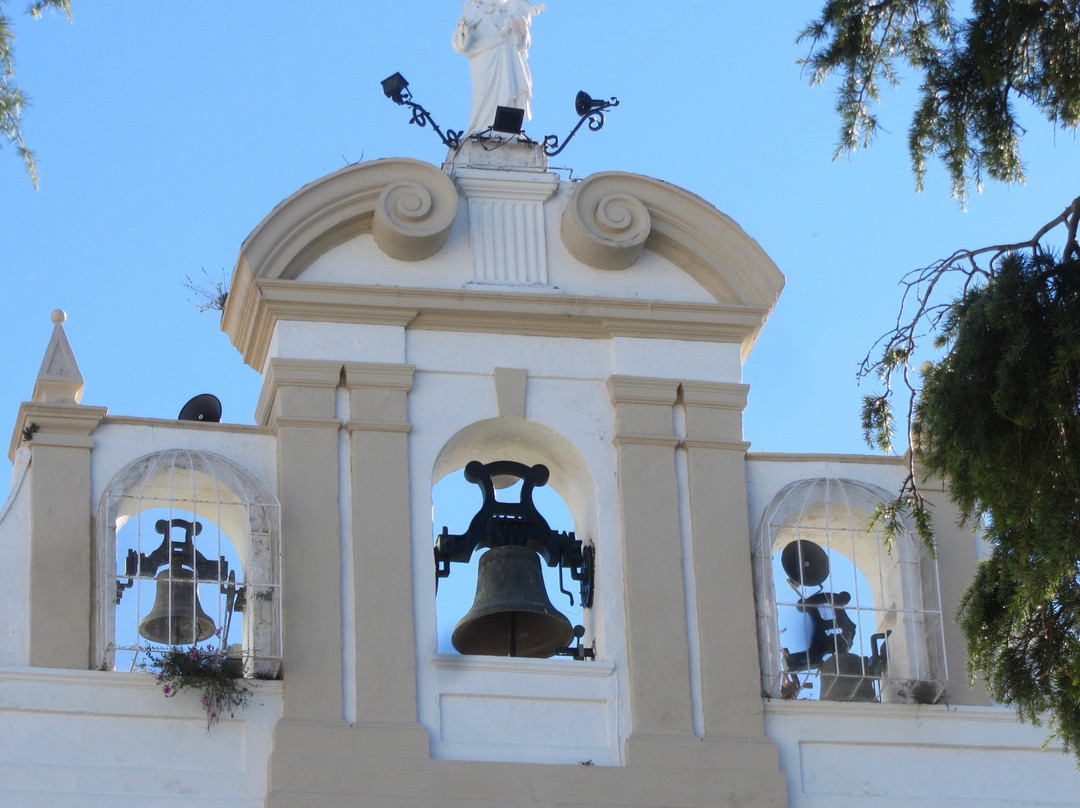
[138,568,216,646]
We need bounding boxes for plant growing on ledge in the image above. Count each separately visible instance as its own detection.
[140,642,250,731]
[182,267,230,313]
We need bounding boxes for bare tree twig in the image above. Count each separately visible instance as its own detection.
[858,194,1080,546]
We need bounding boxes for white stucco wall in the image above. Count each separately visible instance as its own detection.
[764,700,1080,807]
[0,448,32,666]
[90,420,278,508]
[0,667,282,807]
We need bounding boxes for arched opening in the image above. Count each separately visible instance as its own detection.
[96,450,282,678]
[433,467,584,655]
[753,478,945,703]
[429,419,599,661]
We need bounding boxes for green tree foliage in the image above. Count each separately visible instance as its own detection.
[800,0,1080,204]
[1,0,72,187]
[915,251,1080,750]
[858,198,1080,554]
[857,198,1080,757]
[802,0,1080,758]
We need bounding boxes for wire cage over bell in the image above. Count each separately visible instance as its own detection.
[103,448,282,678]
[435,460,595,660]
[753,477,947,704]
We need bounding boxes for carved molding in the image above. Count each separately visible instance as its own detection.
[233,158,458,284]
[8,402,107,463]
[372,177,458,262]
[456,171,558,286]
[562,186,652,271]
[561,172,785,308]
[222,163,786,374]
[226,279,771,372]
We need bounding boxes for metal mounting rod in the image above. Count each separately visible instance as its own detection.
[543,93,619,157]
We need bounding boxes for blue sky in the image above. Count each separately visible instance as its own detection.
[2,1,1078,499]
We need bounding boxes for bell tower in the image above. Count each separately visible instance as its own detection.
[212,4,790,800]
[222,112,787,801]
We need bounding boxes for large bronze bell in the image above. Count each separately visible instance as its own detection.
[452,544,573,658]
[138,568,216,645]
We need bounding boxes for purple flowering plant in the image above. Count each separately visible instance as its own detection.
[140,634,250,731]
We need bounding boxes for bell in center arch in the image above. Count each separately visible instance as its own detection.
[138,567,216,646]
[452,544,573,658]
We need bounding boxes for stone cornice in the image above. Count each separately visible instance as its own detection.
[680,381,751,411]
[267,417,343,431]
[746,451,907,467]
[342,362,416,392]
[255,358,345,427]
[262,358,345,387]
[0,665,283,718]
[608,377,679,447]
[762,699,1030,725]
[607,376,680,406]
[613,435,682,448]
[432,652,616,678]
[8,402,108,462]
[98,415,271,435]
[344,420,413,435]
[227,279,772,372]
[454,170,559,201]
[682,439,751,453]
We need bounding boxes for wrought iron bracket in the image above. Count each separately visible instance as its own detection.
[543,96,619,157]
[384,80,462,150]
[555,625,596,661]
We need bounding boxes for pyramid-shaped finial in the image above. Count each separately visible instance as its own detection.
[31,309,85,404]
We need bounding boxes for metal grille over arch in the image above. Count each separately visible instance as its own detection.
[96,449,282,679]
[752,477,946,703]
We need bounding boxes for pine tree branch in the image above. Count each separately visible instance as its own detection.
[804,1,1080,202]
[858,192,1080,547]
[1,0,74,187]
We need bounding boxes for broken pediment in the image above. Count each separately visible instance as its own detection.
[222,156,785,371]
[560,172,784,308]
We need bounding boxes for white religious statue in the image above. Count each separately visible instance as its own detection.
[453,0,545,136]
